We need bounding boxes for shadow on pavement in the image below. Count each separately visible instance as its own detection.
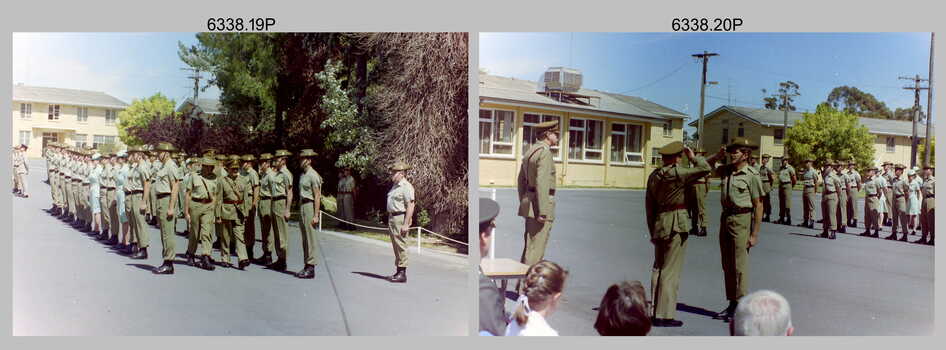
[126,263,155,272]
[788,232,823,239]
[352,271,389,281]
[676,303,720,318]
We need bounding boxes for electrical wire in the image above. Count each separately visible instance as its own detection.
[619,61,690,94]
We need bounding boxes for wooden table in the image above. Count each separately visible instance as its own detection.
[480,258,530,293]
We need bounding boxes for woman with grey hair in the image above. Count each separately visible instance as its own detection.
[731,289,794,336]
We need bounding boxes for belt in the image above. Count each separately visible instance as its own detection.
[658,203,688,213]
[191,197,213,204]
[867,194,879,198]
[260,195,272,200]
[781,181,792,185]
[156,193,171,199]
[925,194,934,198]
[528,187,556,196]
[389,211,406,216]
[65,176,71,179]
[804,185,815,188]
[694,181,706,184]
[895,194,904,199]
[224,199,244,205]
[300,198,314,204]
[272,195,287,201]
[125,190,144,195]
[104,186,116,190]
[722,207,753,215]
[824,191,835,194]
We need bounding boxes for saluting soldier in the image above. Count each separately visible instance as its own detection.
[711,137,764,321]
[151,142,183,275]
[253,153,276,265]
[184,156,218,271]
[644,141,713,327]
[239,154,261,262]
[846,161,862,228]
[267,149,294,272]
[798,158,819,229]
[337,168,357,231]
[917,165,934,245]
[686,149,710,237]
[860,166,882,238]
[516,120,559,288]
[386,160,415,283]
[216,159,250,269]
[820,160,842,239]
[296,149,323,279]
[758,154,775,222]
[886,164,910,242]
[881,162,895,226]
[776,156,797,225]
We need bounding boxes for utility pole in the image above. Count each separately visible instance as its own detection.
[770,82,799,162]
[925,33,935,167]
[182,67,203,118]
[693,51,718,151]
[900,74,930,168]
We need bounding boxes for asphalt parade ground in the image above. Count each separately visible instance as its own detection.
[485,187,934,336]
[13,160,468,335]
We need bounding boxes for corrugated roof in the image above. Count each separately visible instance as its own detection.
[479,74,683,121]
[688,105,933,138]
[178,97,223,115]
[12,84,128,109]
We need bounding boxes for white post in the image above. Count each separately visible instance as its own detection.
[416,227,422,255]
[318,211,322,231]
[490,188,496,260]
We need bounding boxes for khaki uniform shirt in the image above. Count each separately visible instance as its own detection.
[216,174,244,220]
[239,167,260,213]
[758,164,775,193]
[271,167,293,197]
[921,177,935,210]
[645,156,712,239]
[126,162,146,192]
[863,176,880,197]
[822,169,841,194]
[260,168,275,197]
[718,164,764,209]
[777,164,795,187]
[298,167,323,201]
[517,142,556,220]
[186,172,216,201]
[892,176,910,199]
[387,178,415,213]
[152,159,182,195]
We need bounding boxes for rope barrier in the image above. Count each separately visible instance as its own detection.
[318,210,468,250]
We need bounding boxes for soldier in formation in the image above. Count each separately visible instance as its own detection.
[918,165,935,245]
[775,156,796,225]
[758,154,775,223]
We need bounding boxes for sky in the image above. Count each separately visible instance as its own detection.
[480,32,934,133]
[12,32,220,107]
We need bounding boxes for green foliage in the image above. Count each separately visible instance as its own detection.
[117,93,176,146]
[762,81,801,111]
[316,60,378,175]
[416,209,431,228]
[95,143,119,154]
[894,106,926,122]
[826,86,892,119]
[919,137,935,166]
[784,104,875,168]
[321,195,338,213]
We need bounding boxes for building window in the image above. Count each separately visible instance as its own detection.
[478,109,515,156]
[72,134,88,148]
[93,135,116,149]
[774,128,784,145]
[42,132,58,149]
[663,122,672,137]
[18,131,31,147]
[651,147,662,166]
[48,105,60,120]
[20,103,32,119]
[886,136,895,153]
[522,113,561,160]
[722,128,729,145]
[737,123,744,137]
[610,123,644,165]
[568,118,603,161]
[105,110,117,124]
[77,107,89,122]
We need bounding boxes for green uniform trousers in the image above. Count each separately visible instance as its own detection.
[339,193,355,223]
[156,194,176,261]
[837,190,847,228]
[822,192,838,232]
[187,201,215,257]
[300,201,320,266]
[847,188,858,224]
[100,189,110,230]
[108,190,119,236]
[883,188,893,215]
[719,211,751,302]
[892,197,909,235]
[243,207,257,258]
[688,183,708,229]
[921,200,934,240]
[220,217,247,263]
[865,195,880,231]
[778,184,792,216]
[803,187,816,223]
[128,193,147,246]
[258,199,274,255]
[272,199,289,259]
[520,217,552,268]
[388,213,409,268]
[651,232,688,319]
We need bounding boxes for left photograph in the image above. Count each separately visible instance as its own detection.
[11,32,470,335]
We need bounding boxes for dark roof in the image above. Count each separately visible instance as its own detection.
[178,98,223,115]
[13,84,128,109]
[688,105,933,138]
[479,73,684,121]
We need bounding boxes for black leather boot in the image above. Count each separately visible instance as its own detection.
[871,229,880,238]
[268,257,286,271]
[388,267,407,283]
[237,259,250,270]
[829,231,837,240]
[153,260,174,274]
[200,255,216,271]
[253,253,272,265]
[295,264,315,279]
[107,235,118,246]
[131,247,148,260]
[715,300,738,321]
[884,232,898,240]
[186,253,197,266]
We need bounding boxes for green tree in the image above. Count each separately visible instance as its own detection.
[762,81,800,111]
[784,104,875,168]
[316,60,378,175]
[117,93,176,146]
[894,106,926,122]
[919,137,935,166]
[825,86,892,119]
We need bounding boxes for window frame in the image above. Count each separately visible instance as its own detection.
[478,108,516,158]
[651,147,662,166]
[886,136,896,153]
[567,117,605,163]
[20,103,32,119]
[93,135,116,149]
[662,121,672,137]
[72,133,88,148]
[77,107,89,123]
[774,128,784,145]
[105,109,117,124]
[18,130,31,147]
[521,113,563,161]
[48,104,60,120]
[722,128,729,145]
[609,122,645,166]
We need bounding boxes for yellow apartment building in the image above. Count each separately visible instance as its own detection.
[12,84,128,158]
[478,72,686,188]
[690,106,933,167]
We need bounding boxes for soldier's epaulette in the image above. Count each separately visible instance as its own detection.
[746,166,759,175]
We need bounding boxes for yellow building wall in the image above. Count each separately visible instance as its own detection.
[12,100,125,158]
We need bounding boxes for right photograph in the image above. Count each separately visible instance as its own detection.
[476,32,934,336]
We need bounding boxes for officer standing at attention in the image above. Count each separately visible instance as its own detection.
[268,149,294,272]
[386,160,415,283]
[881,162,895,226]
[644,141,713,327]
[846,161,862,228]
[860,166,882,238]
[296,149,323,279]
[216,159,249,269]
[151,142,183,274]
[127,147,150,259]
[886,164,910,242]
[797,158,819,229]
[776,156,797,225]
[758,154,775,222]
[516,120,559,288]
[240,154,261,262]
[711,137,764,322]
[253,153,276,265]
[917,165,935,245]
[337,168,357,230]
[184,156,218,271]
[836,161,850,234]
[686,149,710,237]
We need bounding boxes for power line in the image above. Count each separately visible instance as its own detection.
[619,61,690,94]
[720,59,903,91]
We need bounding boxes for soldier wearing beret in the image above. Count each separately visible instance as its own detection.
[386,160,415,283]
[918,165,935,245]
[711,137,764,321]
[776,156,797,225]
[516,119,559,293]
[821,160,842,239]
[758,154,776,223]
[645,141,714,327]
[216,159,250,270]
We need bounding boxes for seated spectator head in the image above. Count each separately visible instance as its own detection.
[594,281,652,336]
[479,198,500,258]
[514,260,568,326]
[731,290,793,336]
